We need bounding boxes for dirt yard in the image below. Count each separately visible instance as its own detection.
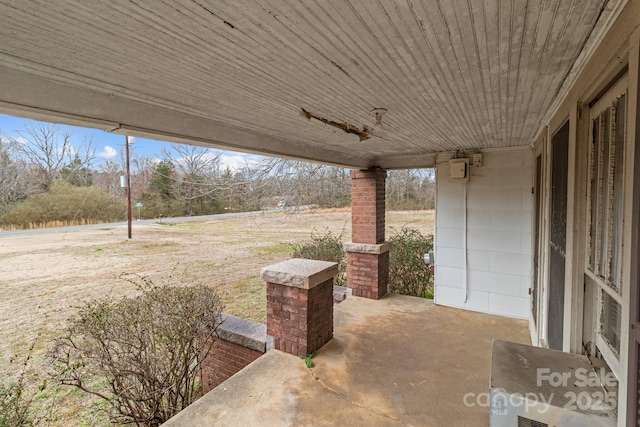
[0,208,433,425]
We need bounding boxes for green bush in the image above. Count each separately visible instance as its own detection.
[2,180,123,228]
[291,229,347,287]
[49,277,224,426]
[292,227,434,298]
[389,227,434,299]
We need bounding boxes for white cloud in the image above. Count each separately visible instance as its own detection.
[98,145,117,159]
[170,150,263,173]
[218,153,261,171]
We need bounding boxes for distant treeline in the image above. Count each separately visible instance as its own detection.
[0,124,434,229]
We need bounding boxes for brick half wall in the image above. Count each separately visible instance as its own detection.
[201,339,264,393]
[200,314,267,393]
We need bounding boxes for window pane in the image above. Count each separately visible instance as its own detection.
[598,108,610,277]
[609,94,625,290]
[601,291,621,355]
[588,116,600,271]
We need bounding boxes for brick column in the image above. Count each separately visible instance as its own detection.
[346,167,391,299]
[351,168,386,244]
[262,258,338,356]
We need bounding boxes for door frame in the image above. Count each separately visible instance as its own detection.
[547,120,571,351]
[625,29,640,427]
[585,74,629,379]
[530,136,547,347]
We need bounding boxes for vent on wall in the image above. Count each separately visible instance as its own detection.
[517,416,548,427]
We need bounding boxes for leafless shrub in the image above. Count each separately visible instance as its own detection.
[291,229,347,287]
[49,277,224,426]
[0,330,49,427]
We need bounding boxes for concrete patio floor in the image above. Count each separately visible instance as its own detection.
[166,294,530,426]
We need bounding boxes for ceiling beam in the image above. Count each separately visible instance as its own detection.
[0,66,373,169]
[374,153,438,170]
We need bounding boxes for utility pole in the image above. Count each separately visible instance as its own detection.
[125,135,132,239]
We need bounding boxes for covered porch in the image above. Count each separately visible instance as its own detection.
[167,293,529,426]
[2,0,640,425]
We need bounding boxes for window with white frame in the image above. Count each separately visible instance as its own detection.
[587,86,626,357]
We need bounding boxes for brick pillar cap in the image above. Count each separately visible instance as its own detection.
[344,241,392,254]
[219,314,267,353]
[261,258,338,289]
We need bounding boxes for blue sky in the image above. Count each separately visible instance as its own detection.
[0,114,264,170]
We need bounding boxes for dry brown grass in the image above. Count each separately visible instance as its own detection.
[1,218,106,231]
[0,208,434,425]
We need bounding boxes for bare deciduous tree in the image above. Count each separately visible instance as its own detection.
[131,153,158,201]
[94,159,124,197]
[387,169,435,210]
[0,134,28,212]
[9,123,95,190]
[163,144,220,178]
[245,157,351,209]
[2,122,435,224]
[161,145,223,214]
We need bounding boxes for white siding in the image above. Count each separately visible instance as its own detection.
[435,149,532,319]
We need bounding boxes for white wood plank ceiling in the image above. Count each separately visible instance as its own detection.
[0,0,625,168]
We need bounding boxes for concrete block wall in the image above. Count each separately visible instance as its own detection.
[435,149,532,319]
